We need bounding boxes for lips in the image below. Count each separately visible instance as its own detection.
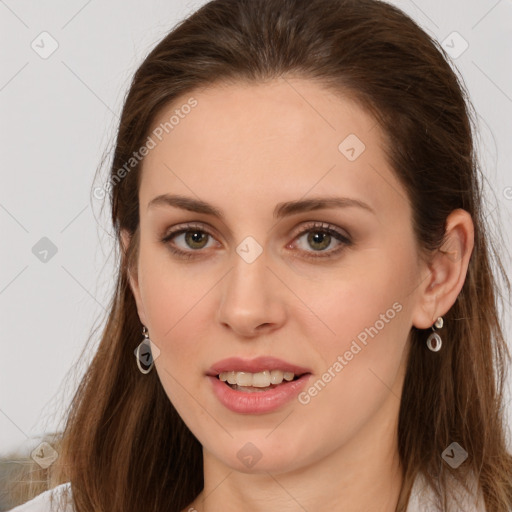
[207,372,313,414]
[206,356,312,377]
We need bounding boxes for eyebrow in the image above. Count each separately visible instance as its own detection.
[147,194,375,219]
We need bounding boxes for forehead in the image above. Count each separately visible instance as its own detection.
[139,78,409,220]
[147,78,378,158]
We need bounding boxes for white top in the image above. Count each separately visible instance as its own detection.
[8,472,487,511]
[8,483,73,512]
[405,471,487,511]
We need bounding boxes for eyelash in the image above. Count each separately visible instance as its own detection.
[160,221,352,260]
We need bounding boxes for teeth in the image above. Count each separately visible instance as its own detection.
[218,370,297,387]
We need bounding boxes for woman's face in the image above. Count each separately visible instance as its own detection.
[123,78,430,474]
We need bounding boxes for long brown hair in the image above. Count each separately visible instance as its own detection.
[20,0,512,510]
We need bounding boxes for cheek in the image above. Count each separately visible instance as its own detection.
[143,266,210,419]
[139,245,212,331]
[294,272,412,441]
[301,254,412,356]
[137,250,212,379]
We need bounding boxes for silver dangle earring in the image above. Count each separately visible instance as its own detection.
[426,316,444,352]
[135,325,154,374]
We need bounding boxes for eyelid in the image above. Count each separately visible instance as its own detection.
[161,222,219,241]
[289,221,351,242]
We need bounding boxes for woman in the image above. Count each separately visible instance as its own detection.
[10,0,512,510]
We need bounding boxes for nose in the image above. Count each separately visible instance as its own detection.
[216,248,287,338]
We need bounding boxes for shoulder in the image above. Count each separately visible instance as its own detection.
[8,483,73,512]
[406,471,486,512]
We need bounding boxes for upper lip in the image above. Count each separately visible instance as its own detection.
[206,356,312,376]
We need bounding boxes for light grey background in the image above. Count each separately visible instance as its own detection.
[1,0,511,457]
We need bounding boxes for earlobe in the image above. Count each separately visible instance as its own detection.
[412,209,475,330]
[120,228,147,326]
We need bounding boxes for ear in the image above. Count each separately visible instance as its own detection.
[120,228,148,326]
[411,209,475,330]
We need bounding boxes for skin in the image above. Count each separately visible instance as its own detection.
[121,77,474,512]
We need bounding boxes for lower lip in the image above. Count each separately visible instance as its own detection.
[207,374,312,414]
